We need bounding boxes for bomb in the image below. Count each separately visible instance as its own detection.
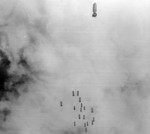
[77,90,79,96]
[60,101,63,107]
[92,2,97,17]
[79,97,81,102]
[72,91,75,96]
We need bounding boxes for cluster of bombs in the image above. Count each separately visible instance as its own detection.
[60,90,96,133]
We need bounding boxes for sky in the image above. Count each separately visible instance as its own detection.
[1,0,150,134]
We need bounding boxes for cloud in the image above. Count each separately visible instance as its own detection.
[1,0,150,134]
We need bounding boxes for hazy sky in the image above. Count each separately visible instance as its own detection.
[1,0,150,134]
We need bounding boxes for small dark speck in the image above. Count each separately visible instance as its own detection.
[77,90,79,96]
[91,121,94,125]
[78,114,81,119]
[83,115,85,120]
[79,97,81,102]
[72,91,75,96]
[60,101,63,107]
[85,127,87,132]
[93,117,95,122]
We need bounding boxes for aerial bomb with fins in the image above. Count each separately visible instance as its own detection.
[92,2,97,17]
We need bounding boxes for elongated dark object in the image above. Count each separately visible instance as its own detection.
[60,101,63,107]
[77,90,79,96]
[93,117,95,122]
[72,91,75,96]
[78,114,81,119]
[79,97,81,102]
[92,2,97,17]
[83,115,85,120]
[85,127,88,132]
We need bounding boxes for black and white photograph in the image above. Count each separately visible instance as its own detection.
[0,0,150,134]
